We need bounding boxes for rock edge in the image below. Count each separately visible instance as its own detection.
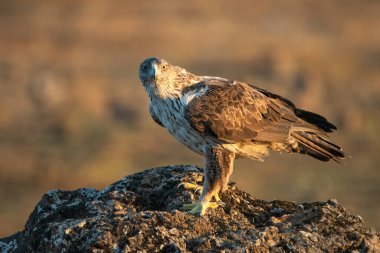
[1,165,379,252]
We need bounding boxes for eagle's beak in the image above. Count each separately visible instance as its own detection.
[139,60,156,82]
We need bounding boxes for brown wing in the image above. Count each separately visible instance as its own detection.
[184,78,346,162]
[185,79,309,143]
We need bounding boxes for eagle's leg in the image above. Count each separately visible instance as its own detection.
[188,146,235,215]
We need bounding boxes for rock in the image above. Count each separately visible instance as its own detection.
[0,165,379,252]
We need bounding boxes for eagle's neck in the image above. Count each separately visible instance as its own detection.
[149,93,183,135]
[150,71,203,100]
[149,93,181,112]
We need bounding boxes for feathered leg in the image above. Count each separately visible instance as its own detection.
[186,146,235,215]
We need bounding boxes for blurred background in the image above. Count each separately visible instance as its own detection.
[0,0,379,237]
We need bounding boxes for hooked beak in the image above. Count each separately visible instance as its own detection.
[139,57,161,82]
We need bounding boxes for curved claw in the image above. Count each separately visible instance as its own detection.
[216,201,226,207]
[188,202,205,216]
[179,182,225,215]
[181,202,204,215]
[194,186,203,194]
[178,182,203,194]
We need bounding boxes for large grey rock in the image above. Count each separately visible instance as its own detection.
[1,165,379,252]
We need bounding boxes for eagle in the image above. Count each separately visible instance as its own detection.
[139,57,346,215]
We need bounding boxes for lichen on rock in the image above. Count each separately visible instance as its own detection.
[0,165,379,252]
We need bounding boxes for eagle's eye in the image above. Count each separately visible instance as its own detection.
[161,65,167,70]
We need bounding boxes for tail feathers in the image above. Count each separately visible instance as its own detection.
[295,109,337,133]
[291,131,346,163]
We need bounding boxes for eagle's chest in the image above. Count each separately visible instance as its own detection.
[150,98,207,154]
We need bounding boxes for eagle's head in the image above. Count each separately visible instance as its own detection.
[139,57,199,99]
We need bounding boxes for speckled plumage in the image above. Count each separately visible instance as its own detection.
[139,57,346,215]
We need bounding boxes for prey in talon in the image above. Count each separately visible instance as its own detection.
[139,57,346,216]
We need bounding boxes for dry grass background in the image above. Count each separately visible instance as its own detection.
[0,0,379,237]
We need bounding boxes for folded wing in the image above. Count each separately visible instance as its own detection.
[184,78,346,162]
[185,79,300,143]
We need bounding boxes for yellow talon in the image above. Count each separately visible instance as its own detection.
[178,182,203,193]
[178,182,222,202]
[207,202,220,209]
[188,203,204,215]
[181,201,222,215]
[213,193,221,203]
[179,181,225,215]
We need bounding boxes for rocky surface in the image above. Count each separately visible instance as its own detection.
[1,165,379,252]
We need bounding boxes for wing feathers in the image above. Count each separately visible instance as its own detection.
[185,79,295,143]
[184,77,345,163]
